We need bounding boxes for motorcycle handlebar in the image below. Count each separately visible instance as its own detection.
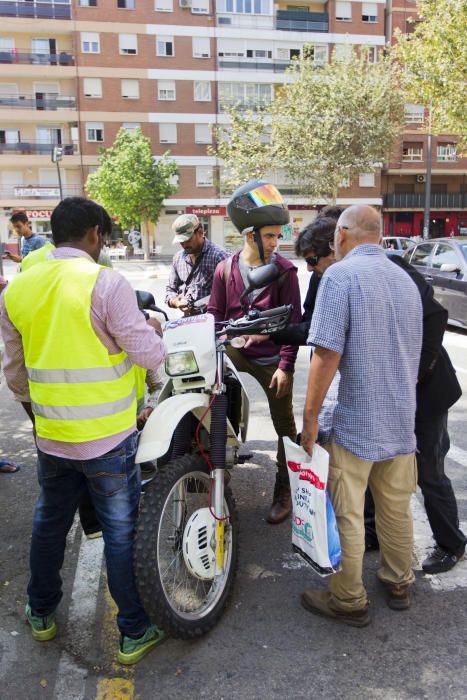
[218,304,293,337]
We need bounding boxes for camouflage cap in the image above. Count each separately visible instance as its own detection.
[171,214,200,244]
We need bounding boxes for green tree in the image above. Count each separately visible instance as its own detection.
[395,0,467,151]
[213,49,405,201]
[86,128,178,259]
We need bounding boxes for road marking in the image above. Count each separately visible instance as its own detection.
[52,531,104,700]
[96,678,135,700]
[447,443,467,467]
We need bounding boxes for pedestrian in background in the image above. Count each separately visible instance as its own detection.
[0,196,166,664]
[165,213,229,314]
[301,205,423,624]
[5,212,48,264]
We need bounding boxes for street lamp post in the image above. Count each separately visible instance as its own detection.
[422,106,432,240]
[51,145,64,201]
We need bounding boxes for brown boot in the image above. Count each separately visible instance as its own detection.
[267,476,292,524]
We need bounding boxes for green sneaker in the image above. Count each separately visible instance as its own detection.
[25,604,57,641]
[117,624,165,665]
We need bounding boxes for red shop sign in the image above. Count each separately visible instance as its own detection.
[25,210,53,219]
[186,206,226,217]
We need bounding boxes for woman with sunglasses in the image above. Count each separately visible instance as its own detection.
[247,209,342,349]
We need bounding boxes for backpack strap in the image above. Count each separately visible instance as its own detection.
[223,256,233,287]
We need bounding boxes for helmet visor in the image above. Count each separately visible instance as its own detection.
[234,183,284,211]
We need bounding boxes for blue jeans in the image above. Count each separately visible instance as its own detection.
[28,432,150,637]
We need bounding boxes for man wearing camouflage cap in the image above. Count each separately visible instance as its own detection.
[165,214,229,315]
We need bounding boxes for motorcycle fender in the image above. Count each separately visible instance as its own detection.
[136,393,210,463]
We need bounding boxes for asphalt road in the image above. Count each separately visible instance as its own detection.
[0,258,466,700]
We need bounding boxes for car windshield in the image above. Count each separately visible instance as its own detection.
[459,243,467,262]
[401,239,415,250]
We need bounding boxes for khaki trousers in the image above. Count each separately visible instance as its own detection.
[226,346,296,480]
[325,439,417,612]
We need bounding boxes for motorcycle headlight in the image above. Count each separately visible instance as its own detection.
[165,350,199,377]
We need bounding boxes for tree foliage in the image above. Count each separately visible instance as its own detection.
[395,0,467,150]
[86,128,178,258]
[212,49,405,201]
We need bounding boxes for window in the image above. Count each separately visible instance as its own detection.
[218,82,272,109]
[437,143,457,162]
[402,143,423,162]
[246,48,272,59]
[39,168,60,186]
[432,244,460,270]
[192,0,209,13]
[121,79,139,99]
[217,0,272,14]
[339,177,350,188]
[195,124,212,144]
[81,32,100,53]
[335,1,351,20]
[313,45,328,65]
[159,123,177,143]
[83,78,102,97]
[193,37,210,58]
[86,122,104,142]
[334,44,352,62]
[194,81,211,101]
[80,0,97,6]
[409,243,434,267]
[367,46,378,63]
[122,122,141,132]
[362,2,378,22]
[196,166,214,187]
[157,36,174,56]
[359,173,375,188]
[155,0,172,9]
[119,34,138,55]
[0,128,20,144]
[158,80,176,100]
[117,0,135,7]
[0,38,15,51]
[404,104,425,124]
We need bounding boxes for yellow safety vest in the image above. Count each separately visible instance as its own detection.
[21,242,55,271]
[4,257,137,443]
[134,365,147,412]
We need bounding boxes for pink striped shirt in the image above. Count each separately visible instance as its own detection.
[0,247,166,459]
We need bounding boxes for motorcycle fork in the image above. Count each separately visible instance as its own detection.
[211,351,228,574]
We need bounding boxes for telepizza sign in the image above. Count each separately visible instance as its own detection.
[186,206,226,217]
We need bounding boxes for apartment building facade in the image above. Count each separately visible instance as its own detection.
[0,0,465,253]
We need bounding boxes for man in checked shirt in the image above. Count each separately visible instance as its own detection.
[165,213,229,314]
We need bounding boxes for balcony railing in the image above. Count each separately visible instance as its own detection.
[218,99,272,112]
[0,94,76,110]
[0,184,82,199]
[276,10,329,32]
[0,50,74,65]
[218,59,291,73]
[384,193,467,209]
[0,1,71,19]
[0,142,77,155]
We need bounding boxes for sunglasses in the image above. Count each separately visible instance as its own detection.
[305,254,320,266]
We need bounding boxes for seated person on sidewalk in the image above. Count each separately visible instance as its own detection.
[208,180,301,524]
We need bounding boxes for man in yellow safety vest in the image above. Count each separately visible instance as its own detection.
[0,196,166,665]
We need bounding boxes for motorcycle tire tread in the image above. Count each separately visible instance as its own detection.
[134,453,240,640]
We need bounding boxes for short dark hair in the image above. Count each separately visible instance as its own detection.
[316,205,344,222]
[294,216,337,258]
[10,211,29,225]
[51,197,109,245]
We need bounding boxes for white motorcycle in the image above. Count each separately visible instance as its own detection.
[134,264,292,639]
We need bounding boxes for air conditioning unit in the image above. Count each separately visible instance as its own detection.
[416,174,426,183]
[180,0,191,7]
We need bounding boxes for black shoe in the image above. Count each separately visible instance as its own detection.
[365,535,380,552]
[422,545,465,574]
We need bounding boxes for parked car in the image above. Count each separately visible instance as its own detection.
[382,237,416,256]
[403,237,467,329]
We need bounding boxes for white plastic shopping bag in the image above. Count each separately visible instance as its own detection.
[284,437,342,577]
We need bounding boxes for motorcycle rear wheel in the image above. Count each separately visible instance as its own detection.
[134,454,239,639]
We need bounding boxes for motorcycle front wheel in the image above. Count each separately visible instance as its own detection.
[134,454,239,639]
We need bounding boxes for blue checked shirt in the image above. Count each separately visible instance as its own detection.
[21,234,48,258]
[308,244,423,461]
[165,237,229,307]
